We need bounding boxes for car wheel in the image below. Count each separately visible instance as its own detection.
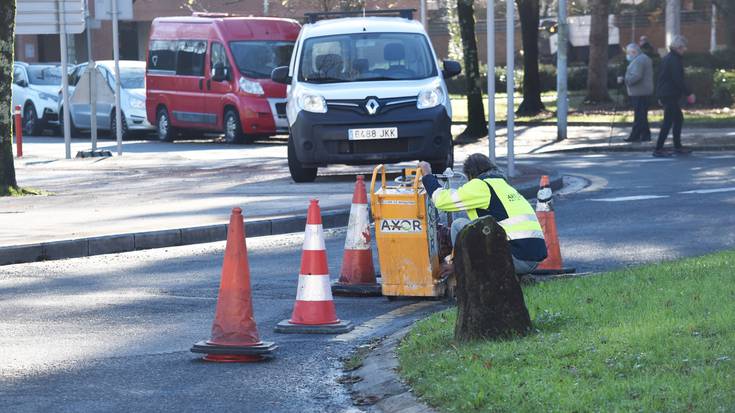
[288,135,318,183]
[110,110,130,140]
[223,109,253,144]
[22,104,43,136]
[59,107,82,138]
[430,139,454,173]
[156,107,175,142]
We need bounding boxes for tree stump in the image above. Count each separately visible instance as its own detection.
[454,216,532,342]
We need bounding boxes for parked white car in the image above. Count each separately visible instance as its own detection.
[60,60,154,139]
[271,9,460,182]
[12,62,62,135]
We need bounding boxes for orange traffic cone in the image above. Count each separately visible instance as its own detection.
[191,207,276,362]
[275,200,354,334]
[332,176,381,297]
[533,176,575,275]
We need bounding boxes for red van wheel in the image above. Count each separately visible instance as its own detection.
[156,107,176,142]
[223,109,254,144]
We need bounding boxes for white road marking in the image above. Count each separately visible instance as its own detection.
[589,195,670,202]
[703,155,735,160]
[627,158,675,163]
[679,187,735,194]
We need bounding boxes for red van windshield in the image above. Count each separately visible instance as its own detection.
[229,41,294,79]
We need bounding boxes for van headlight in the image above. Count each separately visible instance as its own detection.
[417,87,444,109]
[297,92,327,114]
[239,77,264,96]
[129,97,145,109]
[40,92,59,102]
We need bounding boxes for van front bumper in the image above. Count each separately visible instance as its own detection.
[289,105,452,167]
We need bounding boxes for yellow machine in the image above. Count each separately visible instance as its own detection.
[370,164,446,298]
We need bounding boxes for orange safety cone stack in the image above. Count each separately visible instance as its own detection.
[532,176,575,275]
[191,207,276,362]
[332,176,381,296]
[276,200,354,334]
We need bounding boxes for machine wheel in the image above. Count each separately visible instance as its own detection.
[430,139,454,173]
[23,104,43,136]
[110,110,131,140]
[156,107,176,142]
[287,134,317,183]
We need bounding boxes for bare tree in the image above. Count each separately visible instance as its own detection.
[456,0,488,140]
[585,0,611,102]
[1,0,18,195]
[516,0,545,115]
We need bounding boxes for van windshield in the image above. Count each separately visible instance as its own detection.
[299,32,436,84]
[229,41,294,79]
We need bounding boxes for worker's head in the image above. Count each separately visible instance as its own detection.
[463,153,499,180]
[639,35,649,46]
[669,35,688,55]
[626,43,641,61]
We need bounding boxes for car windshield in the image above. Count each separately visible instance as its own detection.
[27,65,63,85]
[299,32,436,84]
[229,41,294,79]
[119,67,145,89]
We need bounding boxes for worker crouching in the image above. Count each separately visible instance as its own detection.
[419,153,548,275]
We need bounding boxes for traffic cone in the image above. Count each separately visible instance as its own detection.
[275,200,354,334]
[332,176,381,297]
[191,207,276,362]
[532,176,575,275]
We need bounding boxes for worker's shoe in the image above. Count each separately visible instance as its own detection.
[652,149,672,157]
[624,136,640,143]
[674,147,692,155]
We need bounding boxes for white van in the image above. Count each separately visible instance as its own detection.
[271,10,460,182]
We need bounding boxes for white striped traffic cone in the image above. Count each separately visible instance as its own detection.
[275,200,354,334]
[332,176,381,296]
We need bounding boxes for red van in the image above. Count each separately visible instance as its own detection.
[146,14,301,143]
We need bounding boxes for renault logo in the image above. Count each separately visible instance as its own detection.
[365,99,380,115]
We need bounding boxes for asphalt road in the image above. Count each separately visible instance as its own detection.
[1,151,734,412]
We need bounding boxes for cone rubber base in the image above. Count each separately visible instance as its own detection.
[191,340,277,362]
[274,319,354,334]
[331,280,382,297]
[531,267,576,276]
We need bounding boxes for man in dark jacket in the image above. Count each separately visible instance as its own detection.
[654,35,696,157]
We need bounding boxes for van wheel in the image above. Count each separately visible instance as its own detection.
[224,109,253,144]
[59,107,82,138]
[156,107,176,142]
[288,135,317,183]
[430,139,454,173]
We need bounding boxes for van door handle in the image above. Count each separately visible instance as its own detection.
[198,79,203,90]
[206,79,211,90]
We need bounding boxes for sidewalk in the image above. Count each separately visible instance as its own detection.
[1,136,559,265]
[452,124,735,155]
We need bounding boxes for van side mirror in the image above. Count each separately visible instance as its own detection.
[212,62,227,82]
[442,60,462,79]
[16,78,28,87]
[271,66,291,85]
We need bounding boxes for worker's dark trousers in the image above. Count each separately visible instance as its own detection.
[628,96,651,140]
[656,97,684,150]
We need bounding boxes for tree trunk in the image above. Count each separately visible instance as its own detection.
[516,0,545,116]
[456,0,488,140]
[454,216,532,342]
[585,0,611,103]
[1,0,18,195]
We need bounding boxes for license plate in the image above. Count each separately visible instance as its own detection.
[348,127,398,140]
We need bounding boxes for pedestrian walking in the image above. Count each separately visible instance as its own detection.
[639,35,659,59]
[654,35,696,157]
[624,43,654,143]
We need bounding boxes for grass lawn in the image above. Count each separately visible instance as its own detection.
[450,92,735,125]
[398,251,735,412]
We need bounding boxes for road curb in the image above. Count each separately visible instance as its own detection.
[543,145,735,154]
[344,325,437,413]
[0,174,560,267]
